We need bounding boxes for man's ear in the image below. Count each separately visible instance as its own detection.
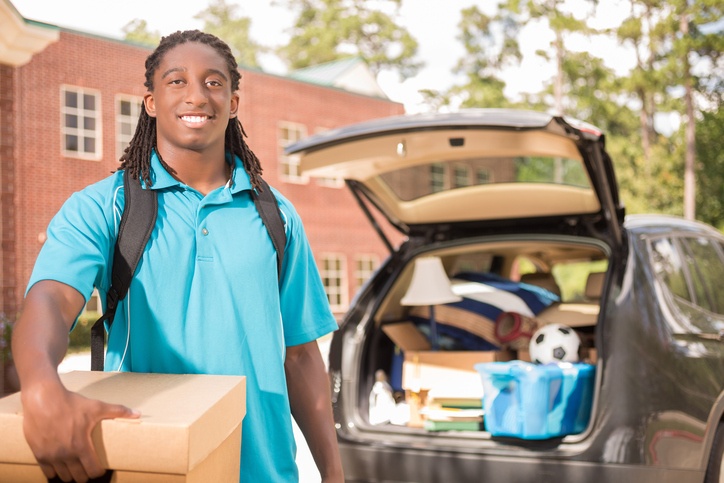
[144,92,157,118]
[229,93,240,119]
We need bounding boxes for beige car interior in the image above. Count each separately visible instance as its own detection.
[376,240,607,338]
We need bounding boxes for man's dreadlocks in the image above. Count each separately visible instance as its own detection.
[118,30,264,191]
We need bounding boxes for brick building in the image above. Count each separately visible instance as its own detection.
[0,0,405,320]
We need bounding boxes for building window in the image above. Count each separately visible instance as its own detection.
[278,121,308,183]
[116,95,143,161]
[61,85,102,160]
[354,254,379,291]
[321,254,348,311]
[454,164,471,188]
[311,127,344,188]
[430,163,446,193]
[477,168,492,184]
[316,176,345,188]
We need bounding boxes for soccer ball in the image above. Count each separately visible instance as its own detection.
[529,323,581,364]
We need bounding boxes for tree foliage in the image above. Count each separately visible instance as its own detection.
[121,19,161,47]
[694,107,724,230]
[194,0,264,68]
[277,0,421,80]
[445,5,521,109]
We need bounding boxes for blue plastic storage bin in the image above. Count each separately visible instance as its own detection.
[474,361,595,439]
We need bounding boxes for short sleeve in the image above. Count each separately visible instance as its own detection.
[26,175,123,304]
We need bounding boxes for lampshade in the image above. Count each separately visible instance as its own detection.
[401,256,462,306]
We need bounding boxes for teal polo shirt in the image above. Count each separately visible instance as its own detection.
[27,152,339,482]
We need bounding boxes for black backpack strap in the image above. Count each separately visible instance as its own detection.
[252,177,286,279]
[91,171,157,371]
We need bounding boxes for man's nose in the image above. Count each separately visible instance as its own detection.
[185,81,208,105]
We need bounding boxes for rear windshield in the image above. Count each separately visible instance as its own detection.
[379,156,590,202]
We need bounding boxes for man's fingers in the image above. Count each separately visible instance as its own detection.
[38,461,57,480]
[101,402,141,420]
[50,461,75,482]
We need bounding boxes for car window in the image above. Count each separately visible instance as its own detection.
[680,236,724,315]
[649,235,724,334]
[650,238,690,300]
[378,156,590,202]
[513,256,607,303]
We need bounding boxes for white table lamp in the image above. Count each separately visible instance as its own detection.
[401,256,462,350]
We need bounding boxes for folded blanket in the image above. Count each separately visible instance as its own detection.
[409,272,559,351]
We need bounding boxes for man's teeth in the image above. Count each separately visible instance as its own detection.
[182,116,207,123]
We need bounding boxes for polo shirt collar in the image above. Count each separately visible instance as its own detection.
[144,150,253,193]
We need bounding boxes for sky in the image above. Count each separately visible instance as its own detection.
[11,0,635,113]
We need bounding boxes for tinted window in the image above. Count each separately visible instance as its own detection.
[650,238,690,301]
[681,237,724,315]
[379,156,590,202]
[650,235,724,333]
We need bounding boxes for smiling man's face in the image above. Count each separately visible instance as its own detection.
[144,41,239,157]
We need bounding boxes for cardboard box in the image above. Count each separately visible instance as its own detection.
[0,371,246,482]
[383,322,512,400]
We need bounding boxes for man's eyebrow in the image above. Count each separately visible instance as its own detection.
[160,67,229,81]
[206,68,229,81]
[161,66,186,79]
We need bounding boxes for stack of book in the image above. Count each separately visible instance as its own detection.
[420,404,484,432]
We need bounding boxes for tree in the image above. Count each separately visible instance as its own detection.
[445,5,522,109]
[277,0,422,80]
[615,2,661,169]
[666,0,722,219]
[194,0,264,68]
[122,19,160,47]
[694,107,724,230]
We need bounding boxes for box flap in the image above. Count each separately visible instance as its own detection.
[0,371,245,475]
[382,321,431,351]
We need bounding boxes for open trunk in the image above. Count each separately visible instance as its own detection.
[355,235,607,442]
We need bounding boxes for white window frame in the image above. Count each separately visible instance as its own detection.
[321,253,348,312]
[61,85,102,160]
[430,162,447,192]
[477,167,492,184]
[312,127,344,188]
[454,163,472,188]
[116,94,144,161]
[278,121,308,184]
[354,254,379,291]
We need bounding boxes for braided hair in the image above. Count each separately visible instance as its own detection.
[118,30,264,191]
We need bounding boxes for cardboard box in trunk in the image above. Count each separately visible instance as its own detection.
[383,322,512,400]
[0,371,246,482]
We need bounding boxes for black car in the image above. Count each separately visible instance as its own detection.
[287,109,724,483]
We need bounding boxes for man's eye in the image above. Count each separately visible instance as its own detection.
[207,80,222,87]
[169,79,184,85]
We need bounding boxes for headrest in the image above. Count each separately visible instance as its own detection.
[585,272,605,300]
[520,272,561,297]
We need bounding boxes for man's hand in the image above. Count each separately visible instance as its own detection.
[21,381,140,483]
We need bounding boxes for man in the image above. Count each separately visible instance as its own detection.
[12,30,344,483]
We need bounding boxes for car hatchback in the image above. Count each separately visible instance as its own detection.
[287,109,724,483]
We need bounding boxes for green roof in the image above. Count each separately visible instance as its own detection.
[288,57,364,86]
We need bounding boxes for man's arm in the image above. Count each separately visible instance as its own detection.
[285,340,344,483]
[12,280,139,483]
